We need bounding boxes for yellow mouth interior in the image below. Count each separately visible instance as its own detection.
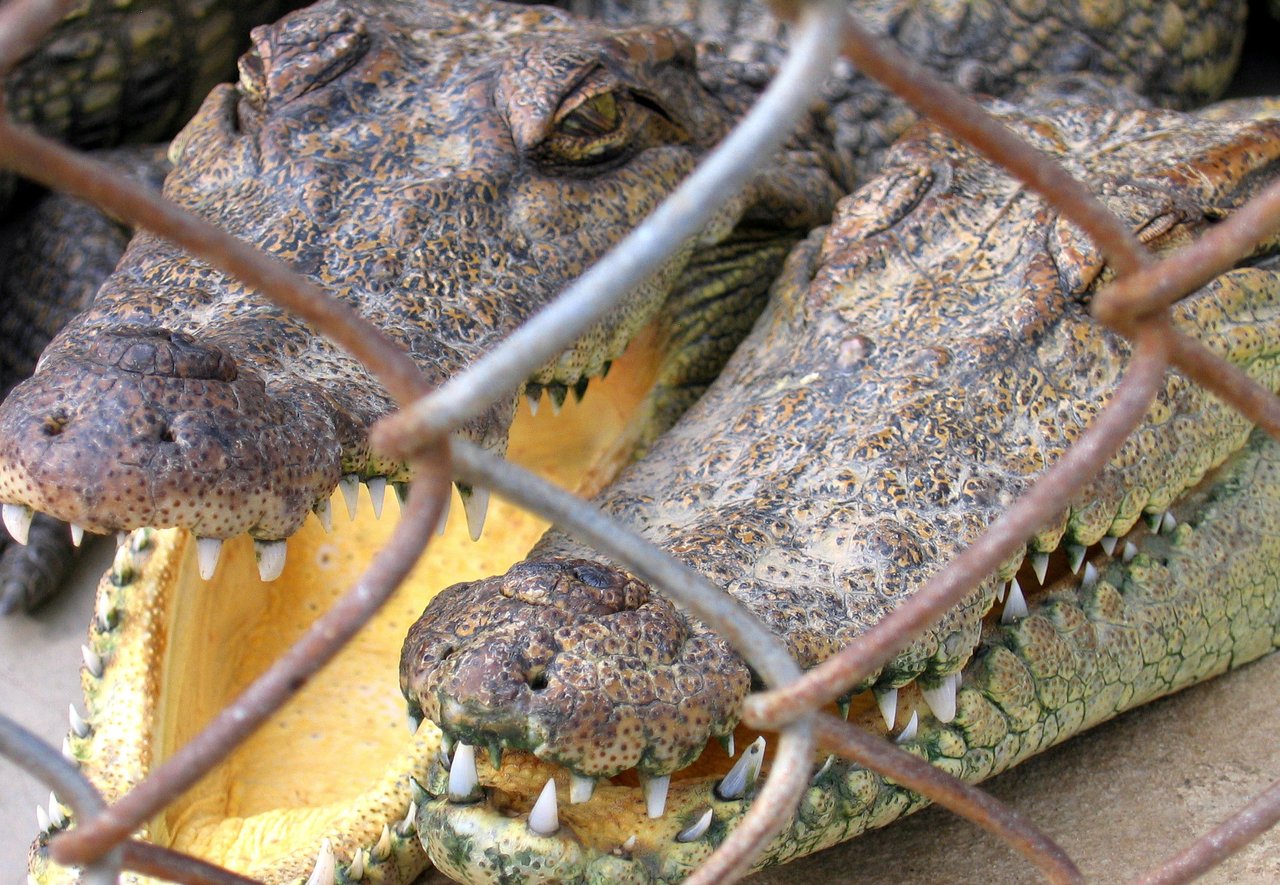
[140,328,665,874]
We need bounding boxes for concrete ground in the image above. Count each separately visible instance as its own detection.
[4,532,1274,884]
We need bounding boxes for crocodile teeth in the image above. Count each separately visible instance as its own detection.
[676,808,713,843]
[394,481,410,505]
[61,737,75,762]
[875,686,898,730]
[525,382,543,415]
[313,498,334,533]
[921,673,958,723]
[895,710,919,743]
[716,736,765,801]
[448,743,479,802]
[836,697,851,720]
[1123,540,1138,562]
[254,539,287,582]
[570,773,595,804]
[435,489,451,535]
[70,524,85,547]
[406,710,422,734]
[1100,535,1118,555]
[366,477,387,519]
[196,537,223,580]
[529,778,559,835]
[1066,544,1086,574]
[1002,576,1029,623]
[547,382,567,414]
[572,376,589,402]
[717,732,734,757]
[1161,511,1178,534]
[398,800,418,836]
[374,824,392,861]
[621,834,637,853]
[36,804,50,833]
[1082,561,1099,588]
[1145,510,1163,531]
[813,755,836,782]
[339,474,360,519]
[348,848,366,880]
[69,704,89,738]
[458,484,490,541]
[81,645,103,678]
[306,839,335,885]
[2,504,32,545]
[644,773,670,819]
[48,793,67,829]
[1030,552,1049,585]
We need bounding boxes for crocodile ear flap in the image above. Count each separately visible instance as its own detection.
[239,9,370,112]
[1048,215,1107,298]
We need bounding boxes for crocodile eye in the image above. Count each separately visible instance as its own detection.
[558,92,620,138]
[541,87,636,166]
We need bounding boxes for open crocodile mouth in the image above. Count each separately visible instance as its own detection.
[33,326,670,882]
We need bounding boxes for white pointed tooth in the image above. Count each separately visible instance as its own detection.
[366,477,387,519]
[448,743,478,802]
[1082,561,1098,588]
[70,524,85,547]
[81,645,103,678]
[1123,540,1138,562]
[196,537,223,580]
[37,804,50,833]
[61,737,75,761]
[718,732,734,758]
[1031,552,1049,585]
[875,687,898,730]
[716,736,764,801]
[676,808,713,843]
[644,774,670,819]
[374,824,392,861]
[407,710,422,734]
[116,532,128,548]
[399,800,418,836]
[313,498,333,533]
[622,834,637,853]
[1066,544,1086,574]
[1161,511,1177,534]
[348,848,366,881]
[48,793,66,829]
[570,773,595,804]
[1100,535,1118,556]
[995,580,1006,603]
[1145,511,1163,531]
[254,539,287,582]
[1002,576,1029,623]
[528,778,560,835]
[526,390,541,416]
[339,474,360,519]
[894,710,919,744]
[306,839,335,885]
[3,504,32,545]
[920,674,958,723]
[460,486,490,542]
[813,754,836,781]
[69,704,89,738]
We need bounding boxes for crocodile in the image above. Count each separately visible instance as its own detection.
[2,0,1275,882]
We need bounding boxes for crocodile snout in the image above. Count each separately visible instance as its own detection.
[401,558,748,791]
[0,322,342,544]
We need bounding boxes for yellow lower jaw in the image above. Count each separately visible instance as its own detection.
[43,332,665,881]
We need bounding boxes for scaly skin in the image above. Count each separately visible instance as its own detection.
[401,100,1280,881]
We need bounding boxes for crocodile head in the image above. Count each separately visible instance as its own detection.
[399,100,1280,880]
[12,0,847,880]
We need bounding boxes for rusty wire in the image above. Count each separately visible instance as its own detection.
[0,0,1276,883]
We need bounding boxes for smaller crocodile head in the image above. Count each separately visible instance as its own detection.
[399,99,1280,881]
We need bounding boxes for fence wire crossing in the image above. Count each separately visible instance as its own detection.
[0,0,1277,883]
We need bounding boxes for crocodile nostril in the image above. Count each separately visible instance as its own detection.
[40,412,68,437]
[527,667,549,691]
[158,425,176,444]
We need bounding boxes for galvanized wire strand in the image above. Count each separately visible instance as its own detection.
[0,713,120,885]
[375,0,848,452]
[450,438,815,880]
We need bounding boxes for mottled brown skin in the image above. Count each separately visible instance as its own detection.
[0,0,843,542]
[402,100,1280,786]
